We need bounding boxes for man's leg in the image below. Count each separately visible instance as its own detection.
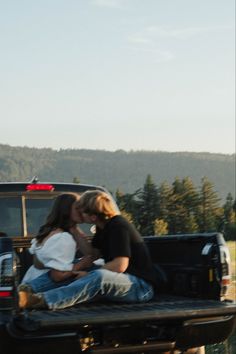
[43,269,153,310]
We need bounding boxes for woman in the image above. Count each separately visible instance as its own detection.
[19,190,157,310]
[19,193,93,293]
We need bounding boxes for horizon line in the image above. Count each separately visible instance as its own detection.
[0,143,235,156]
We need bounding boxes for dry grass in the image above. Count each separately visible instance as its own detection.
[227,241,236,301]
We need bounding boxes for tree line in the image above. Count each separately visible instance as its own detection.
[0,144,234,202]
[114,175,236,240]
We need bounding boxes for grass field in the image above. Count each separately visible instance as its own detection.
[227,241,236,301]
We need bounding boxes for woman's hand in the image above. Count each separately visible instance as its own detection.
[73,255,94,271]
[50,258,92,282]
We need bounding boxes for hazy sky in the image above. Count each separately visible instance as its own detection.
[0,0,235,154]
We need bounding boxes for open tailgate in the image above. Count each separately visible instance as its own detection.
[10,296,236,331]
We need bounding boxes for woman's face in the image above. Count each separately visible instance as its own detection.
[70,201,84,224]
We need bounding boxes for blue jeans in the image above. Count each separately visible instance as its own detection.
[23,264,101,293]
[26,269,154,310]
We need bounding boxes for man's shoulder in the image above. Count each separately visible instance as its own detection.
[109,216,142,238]
[109,215,130,227]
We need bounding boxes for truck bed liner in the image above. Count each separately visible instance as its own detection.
[12,296,236,331]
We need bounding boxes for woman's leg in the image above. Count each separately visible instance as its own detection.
[21,271,73,293]
[19,258,98,293]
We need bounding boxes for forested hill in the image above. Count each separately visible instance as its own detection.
[0,144,234,201]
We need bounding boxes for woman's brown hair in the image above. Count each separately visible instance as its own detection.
[36,193,79,244]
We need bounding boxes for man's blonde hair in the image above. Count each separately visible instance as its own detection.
[78,190,118,220]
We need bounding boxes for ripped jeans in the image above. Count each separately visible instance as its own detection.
[24,269,154,310]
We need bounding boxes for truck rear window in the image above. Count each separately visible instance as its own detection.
[0,197,22,237]
[0,195,95,238]
[25,198,54,235]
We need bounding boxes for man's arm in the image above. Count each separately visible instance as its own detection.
[73,256,129,280]
[102,257,129,273]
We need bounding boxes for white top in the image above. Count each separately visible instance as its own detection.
[22,232,77,283]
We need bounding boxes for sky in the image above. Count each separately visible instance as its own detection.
[0,0,235,154]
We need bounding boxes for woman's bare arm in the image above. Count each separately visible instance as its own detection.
[49,255,94,282]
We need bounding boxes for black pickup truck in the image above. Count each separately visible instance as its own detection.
[0,180,236,354]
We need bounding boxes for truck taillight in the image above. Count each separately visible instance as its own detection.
[0,291,12,297]
[0,237,14,308]
[219,245,231,297]
[0,254,14,289]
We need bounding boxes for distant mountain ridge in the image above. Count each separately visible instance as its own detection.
[0,144,235,201]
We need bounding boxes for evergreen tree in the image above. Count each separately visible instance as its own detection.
[223,193,235,223]
[183,214,199,234]
[233,198,236,213]
[115,189,139,227]
[197,177,222,232]
[167,177,199,234]
[137,174,159,235]
[181,177,200,214]
[168,178,187,234]
[222,193,236,240]
[181,177,199,233]
[158,181,172,223]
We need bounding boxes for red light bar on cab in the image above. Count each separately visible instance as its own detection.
[26,184,55,191]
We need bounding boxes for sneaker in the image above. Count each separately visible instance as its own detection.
[18,291,47,309]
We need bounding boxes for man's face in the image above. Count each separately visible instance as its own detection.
[81,211,96,224]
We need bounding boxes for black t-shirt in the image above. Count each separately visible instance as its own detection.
[92,215,157,287]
